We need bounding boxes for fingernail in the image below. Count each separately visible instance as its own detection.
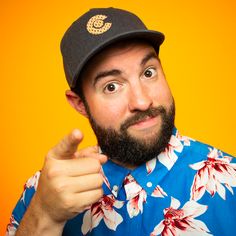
[73,129,82,139]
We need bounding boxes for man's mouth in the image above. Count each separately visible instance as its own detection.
[129,115,160,130]
[120,106,166,132]
[132,115,155,125]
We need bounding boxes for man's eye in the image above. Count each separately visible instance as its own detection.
[104,83,119,93]
[143,68,157,78]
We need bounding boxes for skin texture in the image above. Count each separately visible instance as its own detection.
[73,42,173,133]
[16,130,107,235]
[15,41,174,235]
[67,41,174,168]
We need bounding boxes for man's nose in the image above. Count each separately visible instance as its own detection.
[128,82,153,112]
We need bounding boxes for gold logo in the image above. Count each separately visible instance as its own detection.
[87,15,112,35]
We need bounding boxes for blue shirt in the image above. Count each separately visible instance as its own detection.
[6,128,236,235]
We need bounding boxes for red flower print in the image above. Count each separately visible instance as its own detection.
[124,175,147,218]
[190,148,236,201]
[151,197,211,236]
[81,194,124,234]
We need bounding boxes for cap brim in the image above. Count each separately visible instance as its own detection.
[72,30,164,88]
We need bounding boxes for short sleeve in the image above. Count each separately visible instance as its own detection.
[5,171,41,236]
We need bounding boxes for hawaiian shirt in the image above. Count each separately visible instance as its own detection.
[6,128,236,236]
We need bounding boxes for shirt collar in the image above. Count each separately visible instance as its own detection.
[101,127,187,197]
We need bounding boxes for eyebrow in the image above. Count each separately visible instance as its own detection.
[140,51,158,67]
[93,51,158,86]
[93,69,121,86]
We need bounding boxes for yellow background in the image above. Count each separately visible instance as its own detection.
[1,0,235,233]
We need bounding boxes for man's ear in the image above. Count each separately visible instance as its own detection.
[65,90,88,118]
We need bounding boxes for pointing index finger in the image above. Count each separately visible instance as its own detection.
[51,129,83,160]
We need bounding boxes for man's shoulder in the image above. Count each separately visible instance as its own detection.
[180,133,235,163]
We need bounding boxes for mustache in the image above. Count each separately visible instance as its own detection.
[120,106,166,131]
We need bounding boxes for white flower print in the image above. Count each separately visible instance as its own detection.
[190,148,236,201]
[151,197,212,236]
[21,171,41,204]
[176,131,195,146]
[146,158,157,175]
[81,194,124,234]
[6,215,19,236]
[127,189,147,218]
[124,175,147,218]
[146,131,191,173]
[151,185,168,198]
[158,135,183,170]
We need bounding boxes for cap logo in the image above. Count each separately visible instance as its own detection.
[87,15,112,35]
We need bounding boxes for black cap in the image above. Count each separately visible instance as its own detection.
[61,7,165,89]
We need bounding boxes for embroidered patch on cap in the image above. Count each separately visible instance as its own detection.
[86,15,112,35]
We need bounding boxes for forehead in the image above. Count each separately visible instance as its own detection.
[81,40,158,79]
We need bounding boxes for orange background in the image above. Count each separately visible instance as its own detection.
[1,0,235,233]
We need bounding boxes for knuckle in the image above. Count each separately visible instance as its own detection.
[47,165,61,179]
[60,138,73,155]
[54,182,66,194]
[61,194,73,210]
[60,138,67,150]
[78,146,95,157]
[78,149,86,158]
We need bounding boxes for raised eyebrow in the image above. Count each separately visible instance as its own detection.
[93,69,121,86]
[140,52,159,67]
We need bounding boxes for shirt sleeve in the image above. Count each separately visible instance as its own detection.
[5,171,41,236]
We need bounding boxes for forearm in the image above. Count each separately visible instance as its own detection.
[15,194,65,236]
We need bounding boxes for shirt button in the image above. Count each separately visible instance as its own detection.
[113,185,119,192]
[146,182,152,188]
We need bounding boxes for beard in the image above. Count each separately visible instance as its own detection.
[84,100,175,167]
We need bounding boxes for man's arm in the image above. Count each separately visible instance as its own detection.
[14,129,107,235]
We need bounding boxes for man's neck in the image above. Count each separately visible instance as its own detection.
[109,159,137,170]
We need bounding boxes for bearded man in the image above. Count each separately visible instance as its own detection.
[6,7,236,236]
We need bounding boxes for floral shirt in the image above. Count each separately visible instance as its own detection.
[6,128,236,236]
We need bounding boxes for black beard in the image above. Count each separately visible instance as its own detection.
[85,101,175,167]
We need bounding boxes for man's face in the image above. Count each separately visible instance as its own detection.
[80,41,175,168]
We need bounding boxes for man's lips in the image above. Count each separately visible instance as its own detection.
[120,107,165,132]
[129,115,159,129]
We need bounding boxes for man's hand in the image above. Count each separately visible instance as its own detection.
[37,129,107,223]
[16,129,107,235]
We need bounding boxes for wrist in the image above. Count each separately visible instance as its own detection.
[16,193,66,236]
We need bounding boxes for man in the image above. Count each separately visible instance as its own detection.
[6,7,236,236]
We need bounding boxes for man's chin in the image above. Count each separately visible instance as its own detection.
[86,102,175,167]
[126,126,161,147]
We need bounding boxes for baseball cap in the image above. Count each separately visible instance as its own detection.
[61,7,165,89]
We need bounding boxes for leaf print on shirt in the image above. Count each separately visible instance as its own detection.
[151,197,212,236]
[124,175,147,218]
[190,148,236,201]
[81,194,124,235]
[21,171,41,204]
[158,135,184,170]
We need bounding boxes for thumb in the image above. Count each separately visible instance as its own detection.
[50,129,83,160]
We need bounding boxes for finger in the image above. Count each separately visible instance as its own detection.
[55,174,104,194]
[77,145,99,157]
[74,174,104,193]
[56,157,103,177]
[73,189,104,211]
[50,129,83,160]
[74,151,107,164]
